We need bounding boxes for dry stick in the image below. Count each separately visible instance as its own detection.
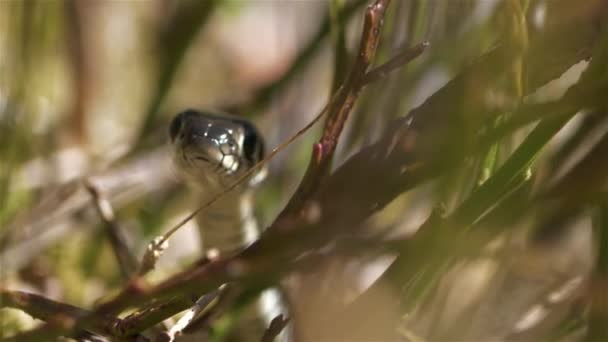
[181,284,244,336]
[319,0,391,169]
[179,287,234,335]
[154,251,224,340]
[115,295,202,338]
[2,182,150,342]
[361,41,429,85]
[279,0,392,217]
[5,305,154,341]
[94,253,221,338]
[84,180,138,280]
[0,288,128,340]
[84,181,174,339]
[4,325,80,342]
[163,287,224,341]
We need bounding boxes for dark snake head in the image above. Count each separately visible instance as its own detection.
[169,109,266,190]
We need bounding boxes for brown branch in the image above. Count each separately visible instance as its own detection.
[180,284,232,335]
[319,0,390,173]
[278,0,394,220]
[0,146,175,272]
[361,41,429,85]
[84,180,138,280]
[0,288,127,340]
[116,296,198,338]
[4,324,76,342]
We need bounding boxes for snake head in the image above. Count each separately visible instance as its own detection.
[169,109,266,190]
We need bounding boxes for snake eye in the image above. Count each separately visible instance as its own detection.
[169,112,185,142]
[242,123,264,164]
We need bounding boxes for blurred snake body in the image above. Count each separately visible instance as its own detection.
[169,109,284,340]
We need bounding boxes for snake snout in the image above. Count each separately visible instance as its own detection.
[170,109,265,186]
[184,134,224,164]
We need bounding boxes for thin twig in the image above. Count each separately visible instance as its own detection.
[181,284,234,335]
[157,252,225,341]
[99,251,221,337]
[116,296,200,338]
[84,180,138,280]
[278,0,395,218]
[319,0,392,170]
[163,287,223,341]
[361,41,429,85]
[138,236,169,276]
[0,288,125,339]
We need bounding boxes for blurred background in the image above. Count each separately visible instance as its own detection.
[1,0,607,340]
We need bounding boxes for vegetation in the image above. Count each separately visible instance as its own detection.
[1,0,607,341]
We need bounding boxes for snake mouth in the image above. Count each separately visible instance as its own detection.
[195,155,211,163]
[193,155,223,173]
[177,134,241,178]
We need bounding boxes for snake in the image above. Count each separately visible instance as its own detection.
[168,109,285,340]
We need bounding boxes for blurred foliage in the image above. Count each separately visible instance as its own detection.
[1,0,608,341]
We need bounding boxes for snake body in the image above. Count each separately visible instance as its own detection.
[169,109,284,340]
